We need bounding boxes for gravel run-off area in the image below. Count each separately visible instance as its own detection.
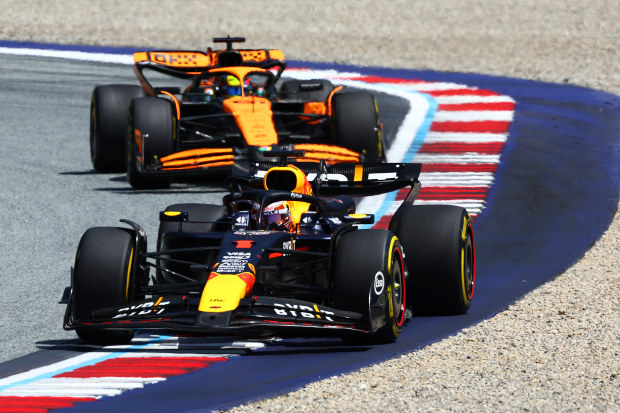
[1,1,618,411]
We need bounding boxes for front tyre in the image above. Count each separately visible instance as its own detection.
[126,97,175,189]
[390,204,475,315]
[90,85,146,173]
[72,227,137,345]
[332,229,407,343]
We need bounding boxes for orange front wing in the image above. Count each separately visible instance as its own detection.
[293,143,360,163]
[159,148,235,171]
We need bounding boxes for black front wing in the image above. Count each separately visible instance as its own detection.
[64,295,376,338]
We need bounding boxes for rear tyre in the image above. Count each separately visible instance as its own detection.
[90,85,146,173]
[157,203,227,283]
[126,97,175,189]
[390,204,475,315]
[332,229,406,343]
[72,227,137,345]
[331,92,385,163]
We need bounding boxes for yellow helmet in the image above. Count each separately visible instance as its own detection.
[225,75,241,87]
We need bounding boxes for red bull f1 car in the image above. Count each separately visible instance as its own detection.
[89,36,385,189]
[62,159,475,345]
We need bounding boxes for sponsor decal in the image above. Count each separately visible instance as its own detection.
[234,230,270,235]
[279,239,295,257]
[273,303,335,321]
[151,52,203,66]
[113,297,171,319]
[374,271,385,295]
[306,172,347,182]
[368,172,397,180]
[290,192,303,199]
[216,251,251,273]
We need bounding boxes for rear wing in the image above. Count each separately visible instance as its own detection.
[210,35,285,69]
[132,48,286,74]
[228,161,422,202]
[133,41,286,95]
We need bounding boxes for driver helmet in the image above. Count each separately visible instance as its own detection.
[262,201,292,231]
[203,87,214,101]
[222,75,242,97]
[242,77,265,96]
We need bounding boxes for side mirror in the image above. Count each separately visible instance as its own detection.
[232,211,251,230]
[300,211,319,229]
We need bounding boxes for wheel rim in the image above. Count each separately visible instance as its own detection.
[464,235,474,300]
[391,248,406,327]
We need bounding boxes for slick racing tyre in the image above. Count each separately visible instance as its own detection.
[71,227,137,345]
[157,203,227,283]
[331,92,385,163]
[390,204,475,315]
[332,229,407,343]
[126,97,175,189]
[90,85,146,173]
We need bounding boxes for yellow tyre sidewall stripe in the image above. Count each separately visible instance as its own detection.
[125,247,134,301]
[460,215,470,304]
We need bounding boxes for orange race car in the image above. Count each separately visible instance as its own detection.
[89,36,385,189]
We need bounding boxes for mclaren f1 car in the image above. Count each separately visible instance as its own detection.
[62,159,475,345]
[89,36,385,189]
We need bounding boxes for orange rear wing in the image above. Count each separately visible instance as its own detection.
[132,49,285,71]
[133,51,213,72]
[211,35,285,66]
[212,48,285,65]
[133,51,215,95]
[133,49,287,96]
[209,48,286,81]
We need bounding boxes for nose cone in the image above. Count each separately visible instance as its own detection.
[198,271,255,313]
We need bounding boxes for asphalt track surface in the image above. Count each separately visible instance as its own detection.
[0,51,618,411]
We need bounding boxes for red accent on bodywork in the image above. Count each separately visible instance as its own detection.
[237,272,256,294]
[234,240,255,248]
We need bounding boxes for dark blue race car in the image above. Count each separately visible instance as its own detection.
[62,159,475,345]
